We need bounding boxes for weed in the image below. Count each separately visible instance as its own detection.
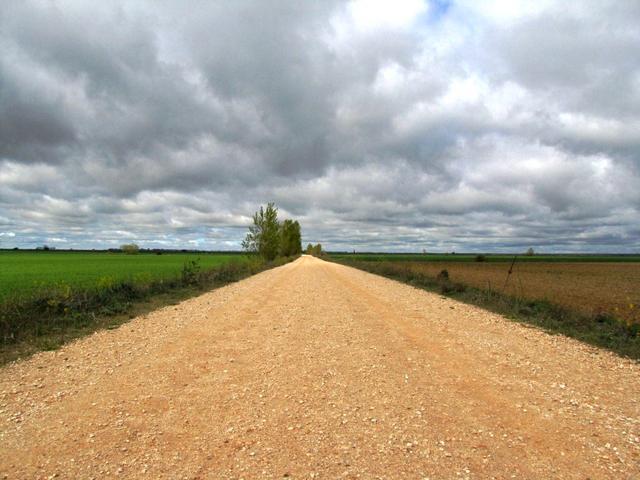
[181,259,201,285]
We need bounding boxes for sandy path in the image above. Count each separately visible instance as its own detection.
[1,255,638,479]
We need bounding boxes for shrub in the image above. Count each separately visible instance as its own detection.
[436,269,449,281]
[121,243,140,254]
[181,259,201,285]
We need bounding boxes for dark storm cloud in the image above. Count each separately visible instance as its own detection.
[0,0,639,251]
[0,54,76,160]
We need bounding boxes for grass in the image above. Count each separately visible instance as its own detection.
[330,257,640,360]
[0,251,295,365]
[0,251,247,300]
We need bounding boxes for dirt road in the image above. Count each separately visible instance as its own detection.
[1,256,639,479]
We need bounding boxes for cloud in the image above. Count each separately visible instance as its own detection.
[0,0,638,252]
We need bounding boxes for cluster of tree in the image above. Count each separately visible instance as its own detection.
[242,203,302,260]
[120,243,140,254]
[305,243,323,256]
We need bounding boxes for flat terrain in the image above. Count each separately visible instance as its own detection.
[330,253,640,263]
[0,251,246,300]
[360,260,640,324]
[1,256,639,478]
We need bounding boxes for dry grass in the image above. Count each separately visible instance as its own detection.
[398,261,639,324]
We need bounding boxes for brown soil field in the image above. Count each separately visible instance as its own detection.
[396,261,640,324]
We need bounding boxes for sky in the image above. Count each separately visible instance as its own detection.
[1,0,639,253]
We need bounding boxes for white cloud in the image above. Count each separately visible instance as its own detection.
[0,0,639,252]
[347,0,428,31]
[455,0,556,24]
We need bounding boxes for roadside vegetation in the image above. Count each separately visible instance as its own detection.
[0,253,292,364]
[1,204,302,364]
[331,255,640,360]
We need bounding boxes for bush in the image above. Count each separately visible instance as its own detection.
[121,243,140,254]
[436,269,449,281]
[475,254,486,262]
[439,281,466,295]
[181,259,201,285]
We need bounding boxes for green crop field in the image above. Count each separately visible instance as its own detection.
[0,249,287,363]
[0,251,248,300]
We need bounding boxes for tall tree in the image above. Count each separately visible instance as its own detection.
[291,221,302,255]
[242,203,281,261]
[280,219,302,257]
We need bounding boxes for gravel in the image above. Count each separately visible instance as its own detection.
[0,255,638,478]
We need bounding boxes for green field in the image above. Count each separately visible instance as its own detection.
[0,251,248,300]
[0,249,288,363]
[329,253,640,263]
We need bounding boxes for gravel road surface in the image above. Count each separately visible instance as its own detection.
[1,255,638,479]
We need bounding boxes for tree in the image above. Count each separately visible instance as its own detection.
[280,219,302,257]
[242,203,281,261]
[121,243,139,254]
[525,247,535,256]
[305,243,322,256]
